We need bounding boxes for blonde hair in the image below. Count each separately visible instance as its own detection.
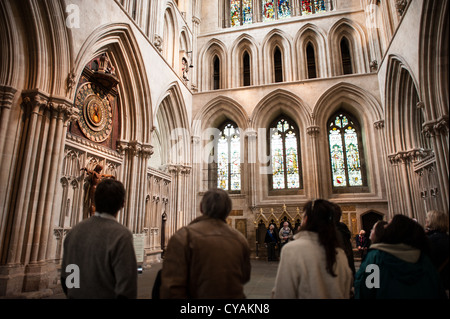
[426,210,449,233]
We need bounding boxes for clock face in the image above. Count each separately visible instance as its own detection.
[75,82,113,143]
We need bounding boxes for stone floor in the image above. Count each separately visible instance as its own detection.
[49,258,361,299]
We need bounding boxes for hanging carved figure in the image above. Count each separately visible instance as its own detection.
[81,164,116,218]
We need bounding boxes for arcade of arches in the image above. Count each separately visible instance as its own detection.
[0,0,448,297]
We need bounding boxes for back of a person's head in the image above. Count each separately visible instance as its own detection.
[94,179,125,215]
[426,210,449,233]
[200,188,232,220]
[382,214,429,253]
[302,199,338,276]
[371,220,388,244]
[331,202,342,224]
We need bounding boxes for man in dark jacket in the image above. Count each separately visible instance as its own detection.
[160,188,251,299]
[61,179,137,299]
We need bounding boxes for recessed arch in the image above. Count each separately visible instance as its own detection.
[198,38,228,91]
[72,23,152,145]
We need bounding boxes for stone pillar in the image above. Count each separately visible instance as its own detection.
[0,90,77,296]
[306,125,320,199]
[422,114,449,213]
[117,140,153,232]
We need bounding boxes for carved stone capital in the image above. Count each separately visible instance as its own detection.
[374,120,385,130]
[306,125,320,137]
[0,85,18,110]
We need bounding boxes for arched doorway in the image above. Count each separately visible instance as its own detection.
[361,211,384,236]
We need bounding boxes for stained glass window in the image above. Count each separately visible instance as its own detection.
[270,117,301,190]
[217,122,241,192]
[230,0,241,27]
[262,0,275,22]
[231,0,253,27]
[314,0,326,13]
[242,0,253,24]
[301,0,313,15]
[302,0,326,15]
[328,112,364,188]
[277,0,292,19]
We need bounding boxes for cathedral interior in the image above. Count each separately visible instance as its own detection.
[0,0,448,298]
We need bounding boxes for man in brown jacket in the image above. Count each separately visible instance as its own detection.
[160,188,251,299]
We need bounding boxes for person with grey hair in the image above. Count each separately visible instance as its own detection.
[160,188,251,299]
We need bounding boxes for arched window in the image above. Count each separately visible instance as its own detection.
[243,51,251,86]
[328,111,366,190]
[340,37,353,75]
[306,42,317,79]
[274,46,283,83]
[269,116,302,191]
[216,122,241,192]
[213,55,221,90]
[231,0,253,26]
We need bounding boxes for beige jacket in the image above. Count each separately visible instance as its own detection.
[272,231,353,299]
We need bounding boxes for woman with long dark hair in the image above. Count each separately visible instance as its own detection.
[272,199,353,299]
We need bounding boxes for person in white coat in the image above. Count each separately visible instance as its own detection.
[272,199,353,299]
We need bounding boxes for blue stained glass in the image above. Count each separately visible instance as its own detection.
[242,0,253,25]
[315,0,326,13]
[278,0,292,19]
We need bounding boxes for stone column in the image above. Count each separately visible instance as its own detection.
[306,125,320,199]
[0,90,77,296]
[117,140,153,232]
[422,114,449,213]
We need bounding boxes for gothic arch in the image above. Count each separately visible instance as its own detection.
[198,39,228,91]
[251,89,311,130]
[72,23,153,145]
[192,96,249,192]
[162,5,177,67]
[2,0,72,96]
[251,89,310,202]
[155,82,191,165]
[384,55,428,153]
[314,82,383,197]
[295,23,328,79]
[328,18,370,75]
[261,29,294,83]
[419,0,448,123]
[229,33,260,87]
[418,0,449,213]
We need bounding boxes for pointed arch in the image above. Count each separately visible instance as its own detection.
[229,33,259,87]
[261,29,293,83]
[384,55,429,153]
[72,23,152,144]
[162,6,177,67]
[251,89,311,130]
[295,23,328,79]
[328,18,370,76]
[198,38,228,91]
[314,82,383,196]
[193,96,248,193]
[155,82,191,165]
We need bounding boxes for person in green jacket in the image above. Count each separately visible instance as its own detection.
[354,214,447,299]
